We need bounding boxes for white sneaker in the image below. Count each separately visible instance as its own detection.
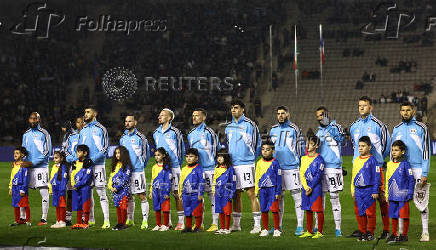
[230,224,241,232]
[420,232,430,242]
[215,229,223,234]
[259,229,269,237]
[152,225,161,231]
[57,221,66,228]
[222,229,231,235]
[159,225,169,231]
[273,229,281,237]
[50,221,60,228]
[250,226,262,234]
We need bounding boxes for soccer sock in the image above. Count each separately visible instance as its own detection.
[208,191,218,225]
[117,207,122,224]
[141,199,149,222]
[354,201,360,230]
[357,216,366,233]
[66,211,72,222]
[20,207,25,220]
[278,194,285,227]
[273,212,280,230]
[163,212,169,226]
[195,216,202,228]
[25,207,31,222]
[177,211,185,225]
[155,211,162,226]
[14,207,20,223]
[330,192,342,230]
[40,188,49,221]
[186,216,193,229]
[122,209,127,225]
[56,207,60,222]
[367,204,376,234]
[128,197,135,221]
[399,218,403,234]
[379,199,389,231]
[96,188,110,221]
[168,210,172,226]
[84,212,89,224]
[421,207,429,234]
[232,212,241,227]
[291,190,304,228]
[219,213,226,229]
[253,212,261,228]
[306,211,313,233]
[77,211,83,224]
[60,207,66,222]
[89,191,95,222]
[392,218,398,236]
[226,215,231,230]
[261,212,269,230]
[317,212,324,234]
[403,218,409,236]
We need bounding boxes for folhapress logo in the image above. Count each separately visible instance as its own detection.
[10,2,65,39]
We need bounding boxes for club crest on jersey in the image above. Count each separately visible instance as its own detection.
[367,127,372,132]
[166,134,171,138]
[131,139,136,144]
[93,129,98,134]
[410,128,417,134]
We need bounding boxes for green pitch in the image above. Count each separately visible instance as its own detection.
[0,156,434,249]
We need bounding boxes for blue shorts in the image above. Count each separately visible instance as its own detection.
[355,187,376,216]
[72,187,92,212]
[152,188,170,212]
[259,187,279,213]
[389,200,409,219]
[183,194,203,217]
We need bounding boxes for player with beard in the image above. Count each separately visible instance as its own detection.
[79,106,110,228]
[21,112,52,226]
[153,108,186,230]
[392,102,431,242]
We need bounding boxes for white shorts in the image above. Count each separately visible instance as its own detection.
[130,171,147,194]
[171,168,181,192]
[234,164,255,190]
[93,165,107,188]
[204,170,214,193]
[322,168,343,192]
[281,169,302,191]
[29,167,49,188]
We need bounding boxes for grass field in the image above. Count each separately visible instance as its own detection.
[0,156,434,249]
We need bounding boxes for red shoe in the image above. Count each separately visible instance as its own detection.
[79,224,89,229]
[37,219,47,226]
[72,223,82,229]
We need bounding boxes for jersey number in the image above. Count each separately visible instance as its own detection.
[278,131,291,147]
[329,174,342,187]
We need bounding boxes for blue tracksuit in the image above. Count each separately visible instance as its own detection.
[269,120,305,170]
[10,163,29,207]
[213,165,236,214]
[63,129,80,164]
[187,122,219,170]
[350,113,391,165]
[49,164,68,207]
[79,120,108,165]
[386,161,415,218]
[179,164,205,216]
[225,114,261,166]
[316,120,345,168]
[300,155,325,211]
[22,124,52,168]
[392,117,431,177]
[153,123,185,168]
[255,158,282,213]
[120,129,150,172]
[108,163,132,207]
[352,155,380,216]
[150,163,172,211]
[71,161,93,211]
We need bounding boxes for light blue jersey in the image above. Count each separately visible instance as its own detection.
[316,120,344,169]
[187,122,219,170]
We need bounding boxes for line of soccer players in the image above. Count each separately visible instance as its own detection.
[8,97,430,242]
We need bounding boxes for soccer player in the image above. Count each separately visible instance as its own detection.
[22,112,52,226]
[79,106,110,228]
[187,108,220,231]
[9,147,31,226]
[269,106,305,235]
[299,135,325,239]
[392,101,431,241]
[120,115,150,229]
[255,141,282,237]
[71,145,93,229]
[108,146,132,231]
[179,148,205,233]
[153,108,186,230]
[63,116,84,225]
[349,96,390,239]
[315,106,345,236]
[49,151,68,228]
[385,140,415,244]
[225,100,262,233]
[351,136,380,241]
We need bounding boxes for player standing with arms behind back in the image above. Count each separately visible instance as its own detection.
[269,106,305,235]
[392,101,431,241]
[349,96,390,239]
[79,106,110,228]
[225,100,262,233]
